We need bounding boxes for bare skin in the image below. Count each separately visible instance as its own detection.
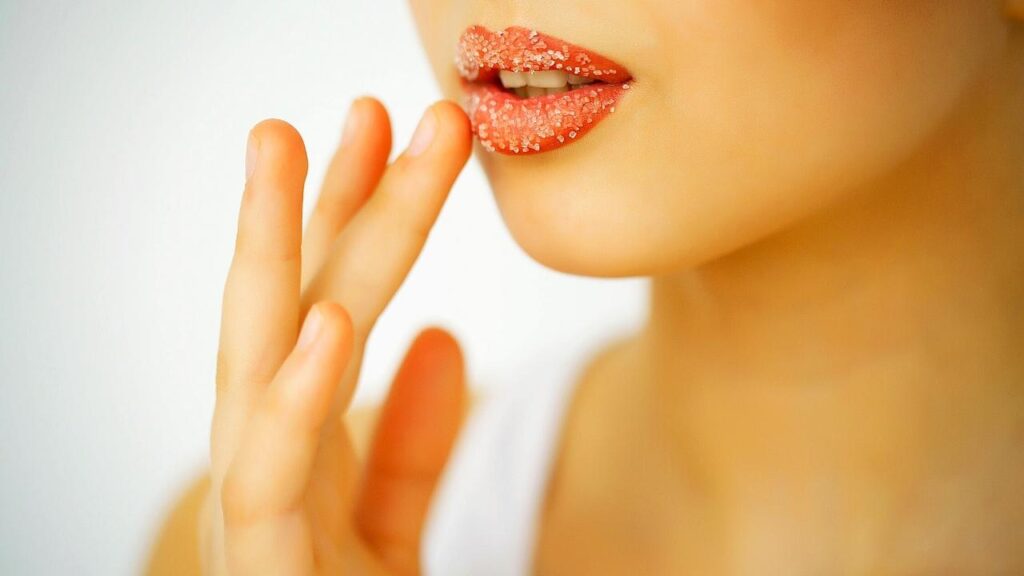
[149,75,1024,572]
[535,39,1024,574]
[149,103,1024,575]
[150,3,1024,574]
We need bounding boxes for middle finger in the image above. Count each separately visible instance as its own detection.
[301,97,392,289]
[302,100,472,336]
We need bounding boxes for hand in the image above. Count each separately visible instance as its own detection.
[200,98,474,575]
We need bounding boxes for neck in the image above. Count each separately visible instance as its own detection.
[634,38,1024,569]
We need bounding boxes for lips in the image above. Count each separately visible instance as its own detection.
[456,26,633,156]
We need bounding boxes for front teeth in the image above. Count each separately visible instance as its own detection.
[499,70,528,88]
[499,69,596,97]
[527,70,568,88]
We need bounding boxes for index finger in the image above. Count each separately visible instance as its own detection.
[214,119,308,472]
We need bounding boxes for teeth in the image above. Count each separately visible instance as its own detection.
[526,70,568,88]
[499,69,576,91]
[501,69,600,98]
[499,70,528,88]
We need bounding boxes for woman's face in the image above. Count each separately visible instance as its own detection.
[409,1,1013,277]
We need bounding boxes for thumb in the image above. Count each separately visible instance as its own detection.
[354,327,466,575]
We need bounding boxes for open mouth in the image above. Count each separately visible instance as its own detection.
[456,26,633,156]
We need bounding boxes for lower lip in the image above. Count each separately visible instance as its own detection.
[462,82,629,155]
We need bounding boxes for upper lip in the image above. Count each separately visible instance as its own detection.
[455,25,633,155]
[456,25,633,87]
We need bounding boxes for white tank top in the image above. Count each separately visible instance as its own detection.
[421,343,599,576]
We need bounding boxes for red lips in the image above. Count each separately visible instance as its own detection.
[456,26,633,156]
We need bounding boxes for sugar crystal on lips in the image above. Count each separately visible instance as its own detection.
[456,25,633,156]
[456,26,628,83]
[464,85,624,155]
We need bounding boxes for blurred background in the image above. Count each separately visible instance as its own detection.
[0,1,644,573]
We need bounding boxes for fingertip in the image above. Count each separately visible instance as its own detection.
[402,326,465,387]
[250,118,302,145]
[346,96,393,149]
[432,100,471,130]
[400,101,472,161]
[276,303,355,420]
[414,326,463,361]
[304,302,355,356]
[352,96,390,126]
[248,118,309,176]
[431,100,473,157]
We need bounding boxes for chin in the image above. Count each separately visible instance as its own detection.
[502,215,659,279]
[479,140,702,279]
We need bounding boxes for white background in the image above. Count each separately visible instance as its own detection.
[0,1,644,573]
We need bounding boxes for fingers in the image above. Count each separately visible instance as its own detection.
[221,302,355,575]
[302,100,473,337]
[214,119,308,472]
[302,98,392,289]
[355,328,467,574]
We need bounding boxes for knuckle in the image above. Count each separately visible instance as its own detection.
[213,339,280,402]
[404,216,433,247]
[232,231,303,267]
[368,195,433,246]
[219,466,256,527]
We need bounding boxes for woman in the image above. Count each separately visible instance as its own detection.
[149,1,1024,573]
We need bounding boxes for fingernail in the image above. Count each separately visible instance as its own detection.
[245,132,259,181]
[340,99,363,147]
[405,107,437,157]
[296,306,324,351]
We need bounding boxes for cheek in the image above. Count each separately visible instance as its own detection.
[407,0,463,94]
[636,1,1007,251]
[661,1,1004,184]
